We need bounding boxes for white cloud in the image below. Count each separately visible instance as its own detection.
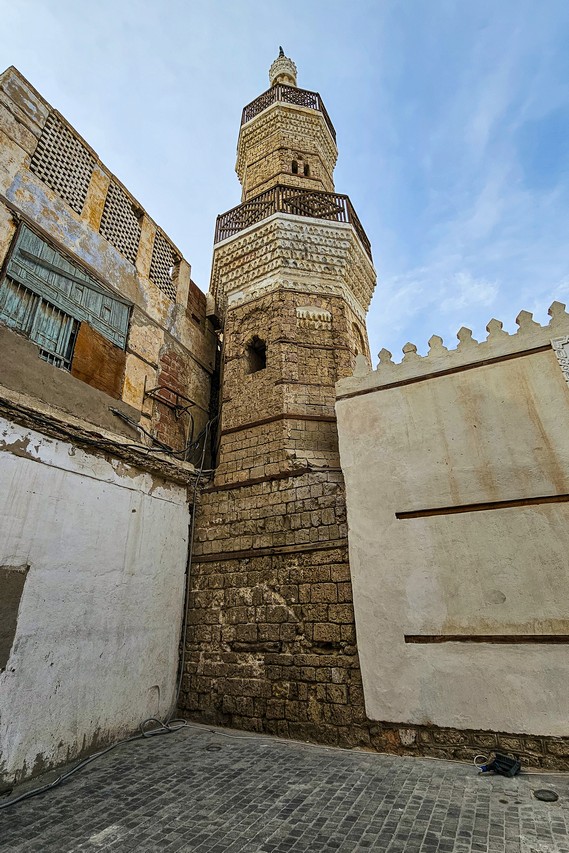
[439,271,498,314]
[365,4,569,363]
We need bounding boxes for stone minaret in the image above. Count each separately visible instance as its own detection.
[182,51,377,747]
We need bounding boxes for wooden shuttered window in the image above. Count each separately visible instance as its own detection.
[0,226,131,395]
[3,225,131,350]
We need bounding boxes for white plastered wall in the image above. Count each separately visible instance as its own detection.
[336,340,569,737]
[0,417,189,784]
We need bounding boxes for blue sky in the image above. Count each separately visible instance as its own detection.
[2,0,568,363]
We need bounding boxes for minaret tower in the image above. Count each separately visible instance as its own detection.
[183,51,377,746]
[210,49,376,478]
[237,48,336,201]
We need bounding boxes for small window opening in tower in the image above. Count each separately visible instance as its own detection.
[292,160,299,174]
[303,163,310,177]
[246,336,267,373]
[353,323,366,356]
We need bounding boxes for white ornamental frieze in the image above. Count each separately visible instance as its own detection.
[552,336,569,386]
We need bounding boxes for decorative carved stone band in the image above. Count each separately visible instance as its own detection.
[296,306,332,330]
[552,336,569,385]
[214,184,372,259]
[241,83,336,142]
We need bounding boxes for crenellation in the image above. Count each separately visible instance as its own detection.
[337,301,569,398]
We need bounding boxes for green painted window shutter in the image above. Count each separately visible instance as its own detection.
[4,225,131,349]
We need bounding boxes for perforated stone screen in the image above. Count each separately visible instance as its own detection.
[149,230,178,301]
[99,181,142,264]
[30,113,95,214]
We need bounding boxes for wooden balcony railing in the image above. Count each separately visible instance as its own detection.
[241,84,336,143]
[214,185,372,260]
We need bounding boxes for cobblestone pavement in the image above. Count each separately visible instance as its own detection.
[1,723,569,852]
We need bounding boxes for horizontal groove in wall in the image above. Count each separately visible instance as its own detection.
[405,634,569,644]
[273,338,351,352]
[396,493,569,519]
[193,537,348,563]
[273,379,337,387]
[336,345,551,400]
[221,411,336,436]
[204,465,343,493]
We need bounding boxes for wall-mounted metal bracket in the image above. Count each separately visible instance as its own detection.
[144,385,197,419]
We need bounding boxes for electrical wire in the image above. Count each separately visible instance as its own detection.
[109,406,207,463]
[98,413,214,470]
[0,396,206,474]
[3,715,567,810]
[109,407,173,451]
[171,415,216,714]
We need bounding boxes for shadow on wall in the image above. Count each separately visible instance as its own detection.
[0,564,29,670]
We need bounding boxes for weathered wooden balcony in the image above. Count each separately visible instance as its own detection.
[214,185,372,260]
[241,83,336,143]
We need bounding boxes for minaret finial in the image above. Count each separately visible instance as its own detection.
[269,48,297,88]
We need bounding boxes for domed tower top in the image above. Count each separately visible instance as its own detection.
[269,47,297,87]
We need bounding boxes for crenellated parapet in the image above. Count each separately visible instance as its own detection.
[337,301,569,397]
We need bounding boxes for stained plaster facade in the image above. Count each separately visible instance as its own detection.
[335,307,569,763]
[0,65,217,785]
[0,416,190,785]
[0,65,216,450]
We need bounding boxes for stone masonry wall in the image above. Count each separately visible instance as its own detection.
[182,457,569,769]
[237,104,337,201]
[181,275,373,748]
[181,293,569,769]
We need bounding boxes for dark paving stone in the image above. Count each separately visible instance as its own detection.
[1,724,569,852]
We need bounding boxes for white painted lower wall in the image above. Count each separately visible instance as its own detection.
[0,417,189,784]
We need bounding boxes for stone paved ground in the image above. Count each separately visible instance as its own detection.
[1,723,569,852]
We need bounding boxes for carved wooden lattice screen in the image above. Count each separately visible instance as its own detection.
[149,230,178,301]
[30,113,95,214]
[214,185,372,259]
[2,225,131,352]
[99,181,142,265]
[241,84,336,142]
